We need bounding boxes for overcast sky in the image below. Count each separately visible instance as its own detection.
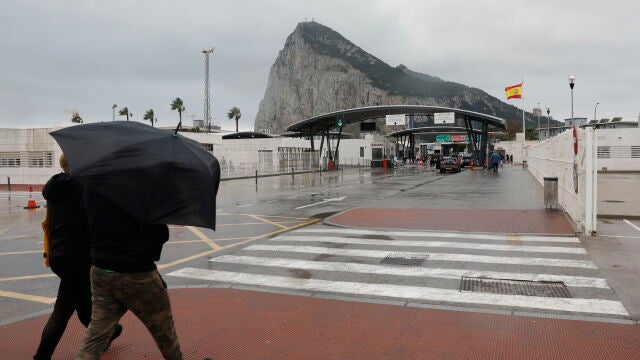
[1,0,638,131]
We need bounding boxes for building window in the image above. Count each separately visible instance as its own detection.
[0,151,55,168]
[360,147,365,157]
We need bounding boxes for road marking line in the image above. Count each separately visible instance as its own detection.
[0,234,41,241]
[294,196,346,210]
[244,245,598,269]
[597,234,640,239]
[186,226,221,250]
[237,203,255,208]
[157,219,320,270]
[166,240,207,244]
[167,268,628,316]
[0,273,56,282]
[218,213,318,220]
[273,235,586,254]
[294,228,580,243]
[209,255,610,289]
[217,222,274,227]
[247,214,288,229]
[0,290,56,304]
[0,250,41,256]
[623,219,640,233]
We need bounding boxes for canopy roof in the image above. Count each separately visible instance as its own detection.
[286,105,506,134]
[222,131,273,139]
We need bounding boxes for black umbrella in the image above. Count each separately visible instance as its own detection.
[50,121,220,229]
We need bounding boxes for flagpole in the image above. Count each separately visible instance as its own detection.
[521,78,525,143]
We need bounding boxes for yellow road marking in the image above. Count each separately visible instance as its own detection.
[247,214,288,229]
[0,290,55,304]
[0,250,41,256]
[186,226,221,250]
[158,218,320,270]
[0,273,55,282]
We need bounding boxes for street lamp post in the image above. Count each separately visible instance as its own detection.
[569,75,576,123]
[546,105,550,139]
[594,102,600,122]
[112,104,117,121]
[537,102,540,140]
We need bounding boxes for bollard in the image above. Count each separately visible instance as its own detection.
[7,177,10,192]
[255,169,258,185]
[291,167,295,179]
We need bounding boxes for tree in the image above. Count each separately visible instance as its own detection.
[71,111,83,123]
[171,97,185,132]
[143,109,156,127]
[118,106,132,121]
[227,106,241,132]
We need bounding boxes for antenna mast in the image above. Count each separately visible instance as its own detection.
[202,47,215,132]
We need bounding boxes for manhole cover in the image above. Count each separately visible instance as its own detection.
[380,254,428,266]
[460,277,571,298]
[604,200,625,203]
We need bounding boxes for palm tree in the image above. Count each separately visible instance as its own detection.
[170,98,185,132]
[118,106,132,121]
[143,109,156,127]
[227,106,241,132]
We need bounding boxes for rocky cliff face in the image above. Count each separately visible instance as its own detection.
[254,21,536,134]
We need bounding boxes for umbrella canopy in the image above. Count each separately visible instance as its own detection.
[50,121,220,229]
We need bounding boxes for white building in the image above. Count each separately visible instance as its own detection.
[0,124,375,186]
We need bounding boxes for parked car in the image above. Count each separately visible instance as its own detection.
[440,157,461,173]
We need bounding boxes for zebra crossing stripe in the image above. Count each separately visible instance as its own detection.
[272,235,587,254]
[167,268,628,316]
[209,255,610,289]
[243,245,598,269]
[293,228,581,243]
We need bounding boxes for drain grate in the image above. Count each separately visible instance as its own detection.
[380,254,428,266]
[460,277,571,298]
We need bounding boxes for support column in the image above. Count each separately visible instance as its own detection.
[335,127,343,165]
[480,121,489,168]
[464,117,479,164]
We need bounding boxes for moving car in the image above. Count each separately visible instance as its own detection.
[460,153,474,167]
[440,157,461,173]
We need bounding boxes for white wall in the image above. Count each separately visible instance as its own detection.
[0,127,65,186]
[594,128,640,171]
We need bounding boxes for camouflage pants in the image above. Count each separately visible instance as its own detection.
[75,266,183,360]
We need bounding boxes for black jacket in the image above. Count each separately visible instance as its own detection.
[83,187,169,273]
[42,173,91,261]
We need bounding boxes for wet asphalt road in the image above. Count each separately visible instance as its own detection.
[0,167,445,324]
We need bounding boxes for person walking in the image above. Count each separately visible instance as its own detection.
[34,155,122,360]
[490,151,501,174]
[75,188,182,360]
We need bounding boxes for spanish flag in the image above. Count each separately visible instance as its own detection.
[505,83,523,99]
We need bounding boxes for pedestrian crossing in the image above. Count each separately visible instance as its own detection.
[167,226,630,319]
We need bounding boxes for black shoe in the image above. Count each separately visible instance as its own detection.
[105,324,123,350]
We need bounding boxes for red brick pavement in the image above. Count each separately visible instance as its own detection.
[327,208,576,234]
[2,288,639,359]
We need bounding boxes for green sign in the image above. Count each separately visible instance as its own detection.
[336,116,344,128]
[435,135,451,143]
